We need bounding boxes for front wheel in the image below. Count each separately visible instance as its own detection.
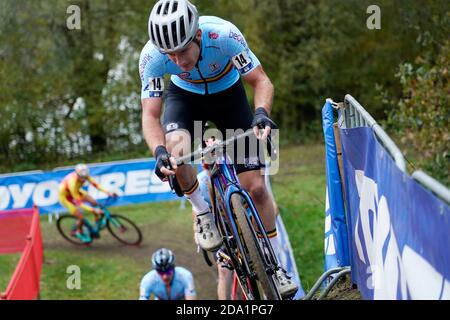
[231,194,280,300]
[106,214,142,246]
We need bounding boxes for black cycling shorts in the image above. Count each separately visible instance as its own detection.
[162,79,264,174]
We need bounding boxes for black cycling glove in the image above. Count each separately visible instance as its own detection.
[251,107,278,130]
[154,145,172,181]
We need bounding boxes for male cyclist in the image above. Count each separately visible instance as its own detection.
[139,248,197,300]
[58,163,117,242]
[139,0,297,298]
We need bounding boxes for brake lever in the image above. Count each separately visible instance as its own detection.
[257,124,278,161]
[162,156,175,190]
[266,134,278,161]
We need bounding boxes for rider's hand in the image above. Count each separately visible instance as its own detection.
[251,107,278,140]
[108,192,118,198]
[94,208,104,216]
[154,145,177,181]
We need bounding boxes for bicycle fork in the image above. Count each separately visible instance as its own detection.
[224,186,279,273]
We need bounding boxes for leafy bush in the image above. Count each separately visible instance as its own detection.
[385,40,449,186]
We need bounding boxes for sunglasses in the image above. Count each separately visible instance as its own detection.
[157,268,174,276]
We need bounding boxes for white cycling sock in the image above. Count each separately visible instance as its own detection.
[269,234,281,258]
[184,180,210,215]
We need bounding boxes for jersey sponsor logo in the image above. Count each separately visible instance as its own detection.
[178,72,191,80]
[244,156,259,169]
[228,31,247,48]
[208,32,219,40]
[209,62,220,72]
[166,123,179,131]
[139,54,152,80]
[241,63,254,74]
[149,92,163,98]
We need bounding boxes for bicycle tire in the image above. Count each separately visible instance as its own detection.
[106,214,142,246]
[231,194,280,300]
[56,215,93,246]
[213,190,255,299]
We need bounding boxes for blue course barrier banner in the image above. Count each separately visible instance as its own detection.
[275,213,305,299]
[0,159,177,214]
[340,127,450,299]
[322,100,350,272]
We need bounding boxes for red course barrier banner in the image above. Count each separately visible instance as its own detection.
[0,206,43,300]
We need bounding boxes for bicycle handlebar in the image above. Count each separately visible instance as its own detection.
[164,129,277,195]
[98,195,118,208]
[174,130,277,166]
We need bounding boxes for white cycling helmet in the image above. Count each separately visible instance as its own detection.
[75,163,89,179]
[148,0,199,53]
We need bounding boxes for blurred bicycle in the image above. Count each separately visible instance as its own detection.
[56,196,142,246]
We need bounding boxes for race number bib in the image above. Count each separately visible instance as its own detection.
[147,77,164,97]
[232,51,254,74]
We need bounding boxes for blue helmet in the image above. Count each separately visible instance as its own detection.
[152,248,175,272]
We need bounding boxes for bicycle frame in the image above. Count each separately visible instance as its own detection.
[207,150,279,299]
[210,156,278,265]
[81,197,117,235]
[173,130,281,299]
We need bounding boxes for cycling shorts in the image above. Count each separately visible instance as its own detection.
[162,79,265,174]
[59,190,88,215]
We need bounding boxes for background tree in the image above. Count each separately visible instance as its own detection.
[0,0,448,182]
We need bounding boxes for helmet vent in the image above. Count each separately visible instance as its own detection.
[150,24,156,44]
[188,9,192,23]
[171,21,178,47]
[172,1,178,13]
[162,24,170,48]
[179,16,186,43]
[155,24,163,48]
[163,1,170,15]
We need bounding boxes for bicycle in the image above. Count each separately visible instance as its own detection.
[56,196,143,246]
[168,130,288,300]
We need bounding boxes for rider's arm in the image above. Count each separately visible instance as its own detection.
[221,22,274,114]
[142,97,177,179]
[183,270,197,300]
[242,65,274,115]
[185,294,196,300]
[221,21,275,138]
[139,274,152,300]
[141,97,166,154]
[86,176,110,195]
[139,43,167,155]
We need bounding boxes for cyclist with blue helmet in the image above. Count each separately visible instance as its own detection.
[139,248,197,300]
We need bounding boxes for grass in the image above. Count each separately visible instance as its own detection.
[0,143,327,299]
[0,254,21,293]
[37,201,212,300]
[272,143,326,290]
